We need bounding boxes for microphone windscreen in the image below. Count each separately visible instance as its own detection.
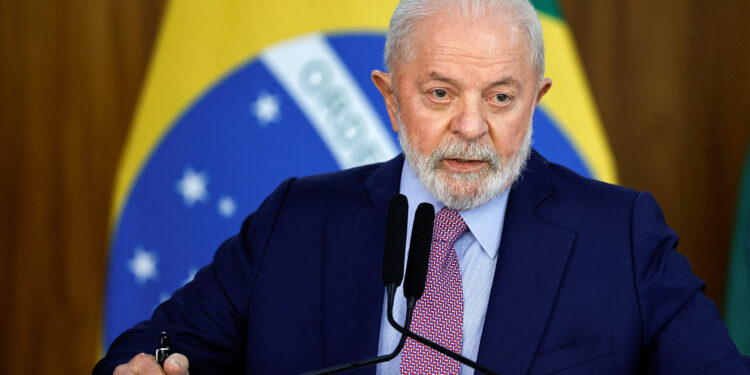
[403,202,434,301]
[382,194,408,286]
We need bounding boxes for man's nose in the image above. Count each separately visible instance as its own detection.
[450,97,489,141]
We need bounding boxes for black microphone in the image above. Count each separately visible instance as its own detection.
[301,194,412,375]
[382,194,408,287]
[403,203,434,307]
[386,203,501,375]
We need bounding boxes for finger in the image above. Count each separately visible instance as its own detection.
[163,353,189,375]
[127,353,165,374]
[113,363,136,375]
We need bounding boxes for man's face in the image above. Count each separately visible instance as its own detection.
[373,9,551,210]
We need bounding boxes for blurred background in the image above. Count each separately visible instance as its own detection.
[0,1,749,373]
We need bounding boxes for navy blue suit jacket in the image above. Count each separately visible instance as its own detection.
[95,151,750,374]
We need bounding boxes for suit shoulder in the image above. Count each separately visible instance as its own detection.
[532,156,641,219]
[289,161,381,197]
[277,158,400,220]
[547,161,640,199]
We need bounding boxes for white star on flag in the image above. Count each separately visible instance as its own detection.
[128,246,158,285]
[176,167,209,207]
[218,196,237,218]
[252,92,281,125]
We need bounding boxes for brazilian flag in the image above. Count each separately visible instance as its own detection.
[725,145,750,355]
[102,0,616,349]
[530,0,616,182]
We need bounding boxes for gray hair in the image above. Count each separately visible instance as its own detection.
[384,0,545,82]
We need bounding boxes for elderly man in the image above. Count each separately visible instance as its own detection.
[96,0,750,374]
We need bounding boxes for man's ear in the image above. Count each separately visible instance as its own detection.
[534,77,553,107]
[371,70,400,132]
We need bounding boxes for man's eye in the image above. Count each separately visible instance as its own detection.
[431,89,448,100]
[494,93,510,103]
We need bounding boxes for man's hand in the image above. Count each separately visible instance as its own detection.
[113,353,189,375]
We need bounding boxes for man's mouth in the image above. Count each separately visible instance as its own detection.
[442,158,487,172]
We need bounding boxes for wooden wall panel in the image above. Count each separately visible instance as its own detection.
[0,1,748,373]
[560,0,750,304]
[0,1,165,373]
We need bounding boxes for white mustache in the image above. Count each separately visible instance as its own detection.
[428,140,502,170]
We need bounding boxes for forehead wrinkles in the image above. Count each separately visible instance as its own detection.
[413,46,529,91]
[410,14,530,70]
[427,46,524,71]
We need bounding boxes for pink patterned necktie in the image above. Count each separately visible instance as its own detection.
[400,207,468,375]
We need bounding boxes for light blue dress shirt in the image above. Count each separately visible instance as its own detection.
[376,161,510,375]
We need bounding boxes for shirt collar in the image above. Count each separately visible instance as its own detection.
[399,160,509,259]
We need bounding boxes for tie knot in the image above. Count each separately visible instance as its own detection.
[433,207,468,245]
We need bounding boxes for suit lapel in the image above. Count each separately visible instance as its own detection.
[318,152,574,374]
[321,155,403,373]
[477,152,576,375]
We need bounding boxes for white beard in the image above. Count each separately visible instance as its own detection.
[397,115,533,211]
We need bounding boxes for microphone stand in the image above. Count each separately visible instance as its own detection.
[386,297,501,375]
[300,284,413,375]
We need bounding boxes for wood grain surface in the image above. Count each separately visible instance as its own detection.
[0,1,748,373]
